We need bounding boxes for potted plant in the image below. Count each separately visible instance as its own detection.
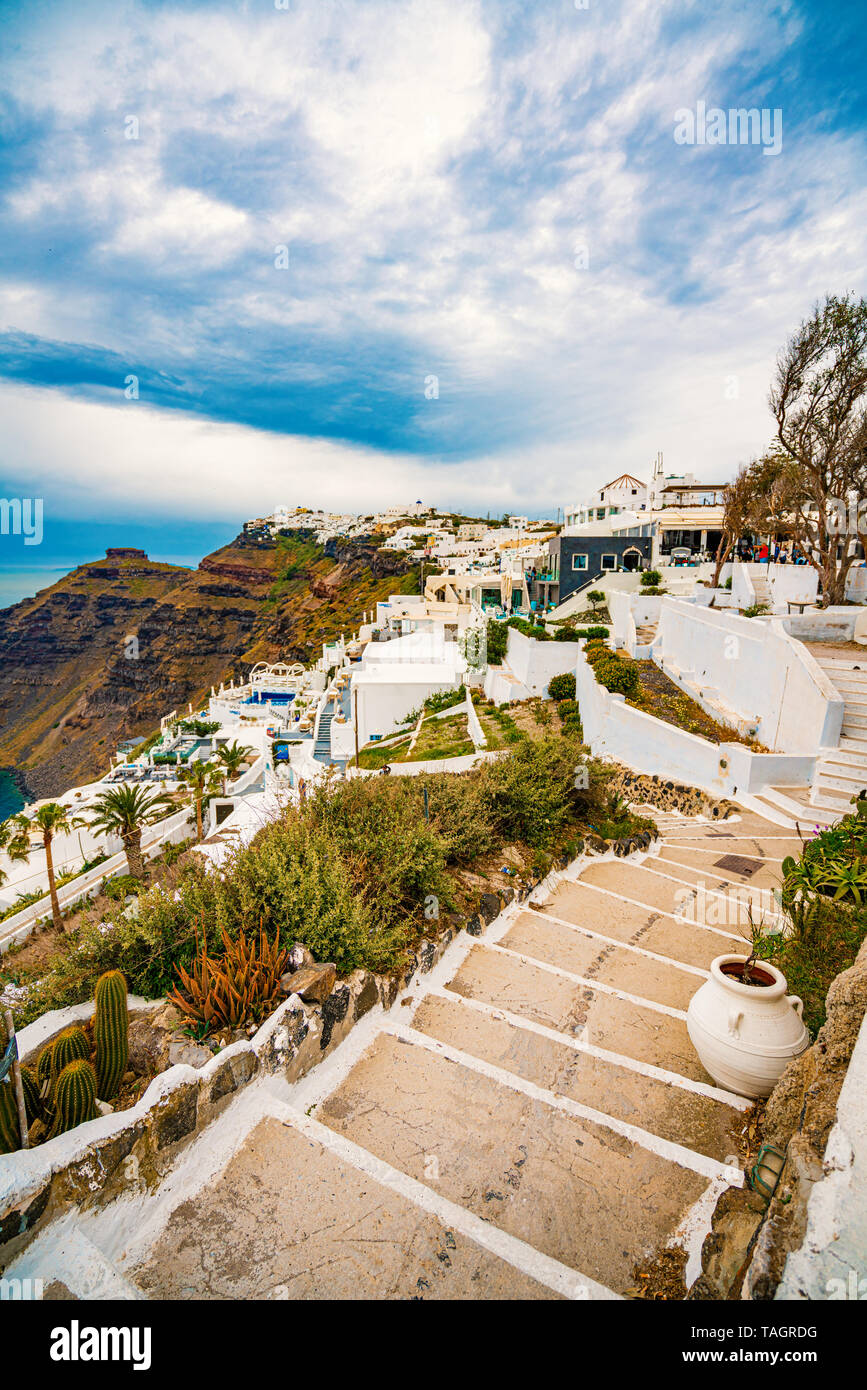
[686,925,808,1099]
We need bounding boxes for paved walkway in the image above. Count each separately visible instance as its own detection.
[14,808,799,1301]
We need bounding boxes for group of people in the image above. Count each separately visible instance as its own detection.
[736,541,809,565]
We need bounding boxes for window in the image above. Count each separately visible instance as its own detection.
[572,554,588,570]
[601,554,617,570]
[596,508,605,520]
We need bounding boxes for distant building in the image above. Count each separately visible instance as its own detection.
[564,473,648,529]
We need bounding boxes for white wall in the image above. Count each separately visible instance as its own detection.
[654,599,843,754]
[505,627,581,696]
[732,562,818,612]
[576,647,814,800]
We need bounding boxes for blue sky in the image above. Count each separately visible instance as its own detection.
[0,0,865,538]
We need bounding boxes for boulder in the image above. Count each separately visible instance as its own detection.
[167,1038,213,1069]
[284,963,336,1003]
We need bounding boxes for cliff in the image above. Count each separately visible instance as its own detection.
[0,530,420,799]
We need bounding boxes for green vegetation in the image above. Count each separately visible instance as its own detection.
[758,802,867,1033]
[640,570,661,588]
[178,719,222,737]
[93,968,129,1101]
[548,673,576,702]
[12,736,619,1026]
[583,642,640,699]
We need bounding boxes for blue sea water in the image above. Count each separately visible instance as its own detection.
[0,770,25,820]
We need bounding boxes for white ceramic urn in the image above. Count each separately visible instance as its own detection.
[686,954,810,1099]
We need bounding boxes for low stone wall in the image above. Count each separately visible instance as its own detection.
[0,888,525,1270]
[687,936,867,1300]
[608,766,737,820]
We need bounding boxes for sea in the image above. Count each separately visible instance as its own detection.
[0,769,25,819]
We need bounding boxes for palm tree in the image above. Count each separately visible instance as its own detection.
[182,760,223,841]
[215,741,252,786]
[89,785,175,879]
[0,813,32,891]
[6,804,86,932]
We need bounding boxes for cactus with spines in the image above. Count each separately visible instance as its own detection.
[20,1065,41,1125]
[93,970,129,1101]
[37,1045,54,1093]
[0,1080,20,1153]
[48,1060,98,1138]
[50,1026,90,1079]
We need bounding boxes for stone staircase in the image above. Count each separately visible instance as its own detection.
[313,706,334,763]
[810,656,867,814]
[8,810,801,1301]
[750,573,772,609]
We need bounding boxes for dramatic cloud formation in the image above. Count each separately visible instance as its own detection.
[0,0,865,519]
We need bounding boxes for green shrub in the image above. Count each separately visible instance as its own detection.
[548,673,576,701]
[485,619,508,664]
[594,657,640,698]
[102,874,144,902]
[640,569,661,587]
[557,699,579,718]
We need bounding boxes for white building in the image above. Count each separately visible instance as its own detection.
[564,473,648,529]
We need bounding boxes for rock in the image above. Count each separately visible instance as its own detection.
[687,1187,766,1299]
[287,963,336,1003]
[128,1003,185,1074]
[478,892,501,925]
[287,942,314,972]
[95,1099,114,1117]
[167,1038,213,1069]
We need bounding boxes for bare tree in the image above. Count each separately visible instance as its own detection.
[769,293,867,606]
[711,464,754,589]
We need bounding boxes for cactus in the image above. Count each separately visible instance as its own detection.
[20,1065,41,1125]
[36,1045,54,1094]
[48,1060,98,1138]
[93,970,129,1101]
[50,1026,90,1078]
[0,1080,20,1153]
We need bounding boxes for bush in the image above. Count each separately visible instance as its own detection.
[639,586,665,596]
[485,619,508,664]
[586,590,606,610]
[640,569,661,587]
[507,617,550,641]
[594,657,640,698]
[548,672,576,701]
[583,640,610,665]
[554,626,580,642]
[557,699,579,717]
[561,713,583,734]
[102,874,144,902]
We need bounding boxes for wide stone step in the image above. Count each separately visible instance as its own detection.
[842,713,867,733]
[654,845,783,892]
[840,736,867,755]
[500,911,704,1011]
[658,836,800,860]
[579,860,776,926]
[132,1115,558,1300]
[316,1031,714,1295]
[445,942,709,1082]
[536,881,748,966]
[818,749,867,772]
[815,768,867,795]
[411,992,745,1163]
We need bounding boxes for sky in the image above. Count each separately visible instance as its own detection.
[0,0,865,553]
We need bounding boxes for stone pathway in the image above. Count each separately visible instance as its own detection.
[12,808,802,1301]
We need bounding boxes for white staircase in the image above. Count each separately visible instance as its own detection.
[809,657,867,815]
[750,574,772,609]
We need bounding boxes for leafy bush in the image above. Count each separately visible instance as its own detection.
[485,619,508,664]
[14,740,621,1026]
[557,699,579,717]
[640,570,661,587]
[424,685,466,713]
[594,656,640,698]
[507,616,550,641]
[639,586,665,596]
[102,874,144,902]
[179,719,222,737]
[548,672,576,701]
[586,590,606,611]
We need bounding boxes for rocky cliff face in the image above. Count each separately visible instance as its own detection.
[0,530,419,800]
